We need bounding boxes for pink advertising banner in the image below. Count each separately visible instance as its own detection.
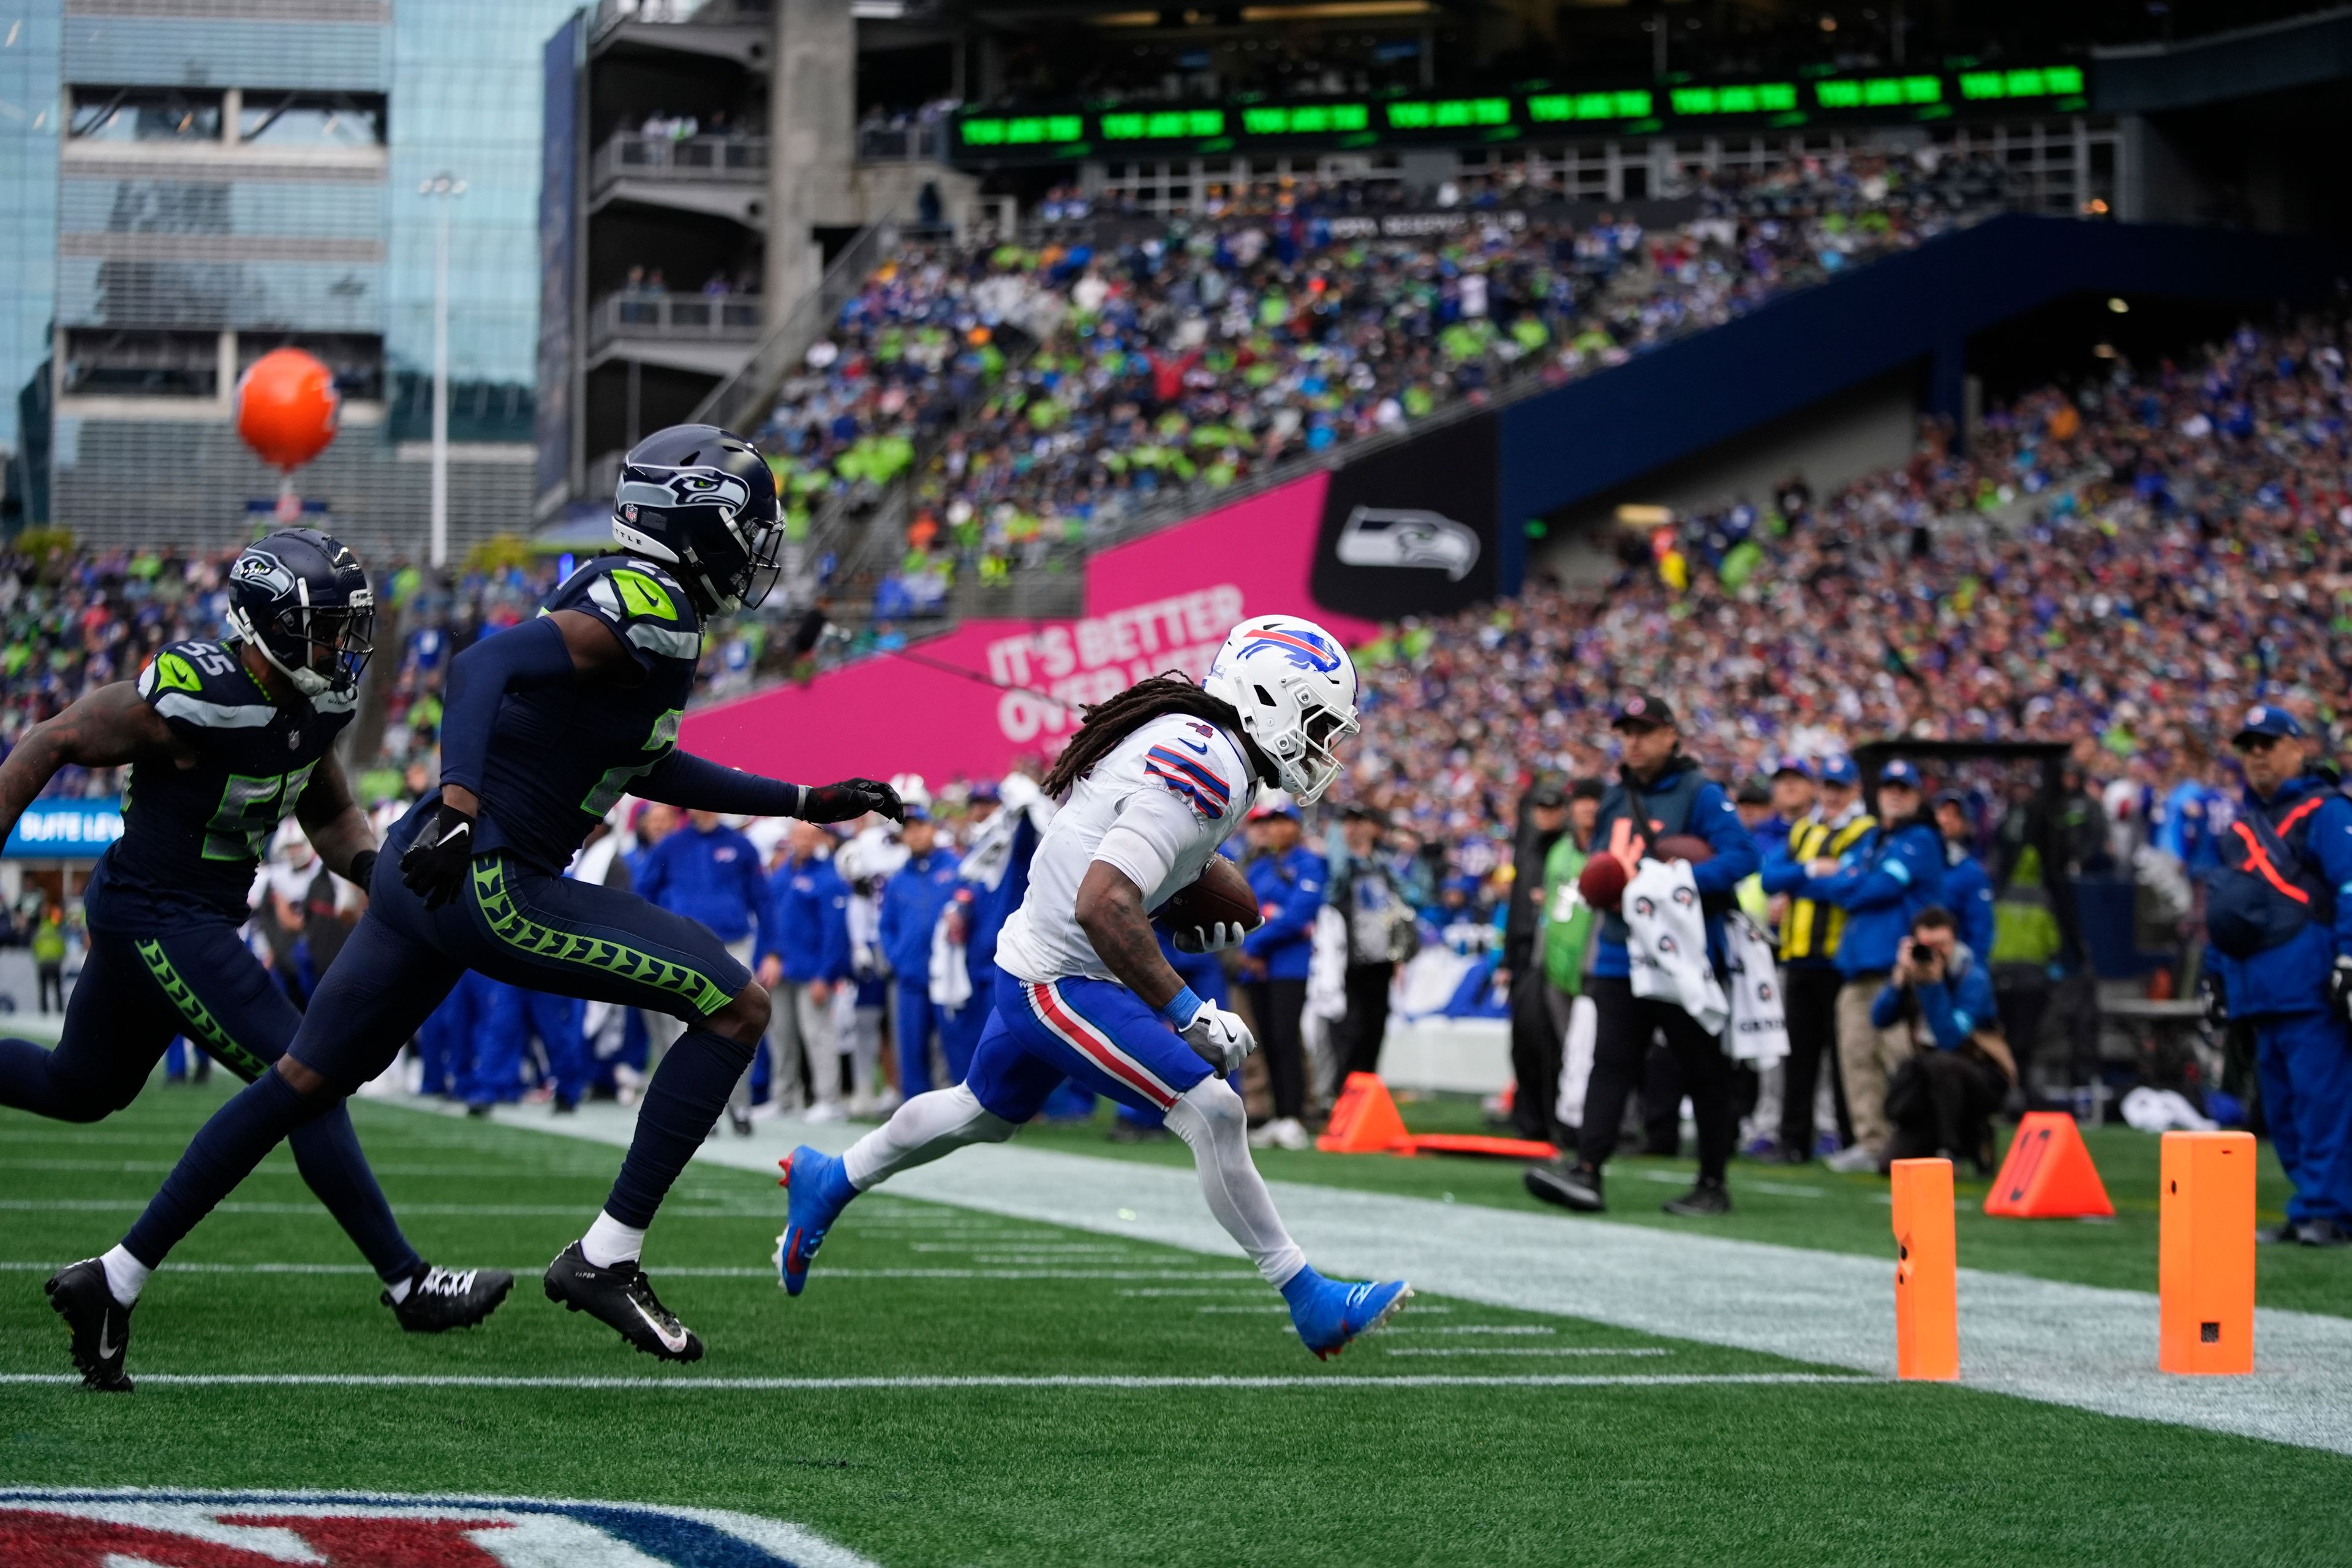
[679,472,1376,785]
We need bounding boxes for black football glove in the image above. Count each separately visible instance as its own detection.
[399,802,476,910]
[800,778,903,824]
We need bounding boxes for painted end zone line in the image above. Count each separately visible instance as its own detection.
[0,1371,1872,1392]
[0,1262,1260,1282]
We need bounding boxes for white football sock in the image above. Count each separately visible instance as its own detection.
[841,1083,1014,1190]
[581,1210,647,1269]
[99,1245,151,1306]
[1164,1077,1306,1288]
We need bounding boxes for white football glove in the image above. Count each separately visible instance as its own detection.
[1170,918,1250,955]
[1177,1000,1257,1076]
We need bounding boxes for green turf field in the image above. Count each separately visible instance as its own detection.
[2,1082,2346,1566]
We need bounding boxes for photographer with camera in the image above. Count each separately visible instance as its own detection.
[1869,907,2015,1174]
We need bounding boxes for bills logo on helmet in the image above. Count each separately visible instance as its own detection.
[0,1489,875,1568]
[1240,623,1341,674]
[230,553,295,598]
[617,468,753,516]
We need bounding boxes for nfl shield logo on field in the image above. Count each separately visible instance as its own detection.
[0,1489,874,1567]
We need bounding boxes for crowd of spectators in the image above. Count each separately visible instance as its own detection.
[750,149,2010,609]
[1332,313,2352,891]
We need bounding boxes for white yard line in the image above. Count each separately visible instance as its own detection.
[406,1095,2352,1457]
[0,1371,1864,1392]
[0,1261,1253,1282]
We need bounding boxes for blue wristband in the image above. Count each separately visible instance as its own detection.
[1158,985,1206,1030]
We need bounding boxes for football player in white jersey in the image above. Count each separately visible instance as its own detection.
[775,616,1411,1357]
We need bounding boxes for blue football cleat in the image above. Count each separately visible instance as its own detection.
[1280,1268,1413,1360]
[775,1145,855,1297]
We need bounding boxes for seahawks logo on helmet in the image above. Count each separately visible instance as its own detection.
[617,469,753,518]
[229,552,296,599]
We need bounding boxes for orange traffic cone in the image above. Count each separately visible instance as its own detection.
[1983,1112,2114,1218]
[1316,1072,1409,1153]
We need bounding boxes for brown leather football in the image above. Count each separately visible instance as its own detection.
[1159,854,1264,933]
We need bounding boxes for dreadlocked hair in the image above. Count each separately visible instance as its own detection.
[1041,673,1254,799]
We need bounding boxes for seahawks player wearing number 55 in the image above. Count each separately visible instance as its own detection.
[54,426,904,1387]
[777,617,1414,1359]
[13,530,513,1390]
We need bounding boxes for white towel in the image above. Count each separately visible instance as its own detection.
[1625,859,1727,1035]
[928,906,973,1009]
[1724,911,1789,1064]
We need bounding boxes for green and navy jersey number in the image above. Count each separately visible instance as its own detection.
[202,763,319,862]
[582,708,681,817]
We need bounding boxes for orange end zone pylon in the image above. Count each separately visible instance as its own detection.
[1399,1133,1559,1160]
[1891,1157,1959,1381]
[1983,1111,2114,1218]
[1316,1072,1411,1153]
[2159,1130,2256,1375]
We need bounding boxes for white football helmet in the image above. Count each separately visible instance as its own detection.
[1202,614,1360,805]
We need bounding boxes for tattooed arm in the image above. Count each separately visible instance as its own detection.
[1074,861,1185,1011]
[293,752,379,885]
[0,682,190,843]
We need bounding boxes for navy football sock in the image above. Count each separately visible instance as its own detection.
[288,1104,422,1284]
[121,1066,320,1270]
[603,1027,756,1229]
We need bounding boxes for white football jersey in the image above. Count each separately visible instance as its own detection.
[994,712,1256,986]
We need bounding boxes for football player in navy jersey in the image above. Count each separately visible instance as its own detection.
[50,426,901,1386]
[4,529,513,1387]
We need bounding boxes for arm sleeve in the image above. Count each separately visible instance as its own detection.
[1842,827,1937,911]
[634,748,805,817]
[1687,785,1759,895]
[2310,797,2352,959]
[436,616,577,796]
[1869,982,1905,1031]
[1091,783,1207,902]
[1759,843,1808,896]
[1913,979,1974,1051]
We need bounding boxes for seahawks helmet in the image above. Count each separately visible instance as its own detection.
[611,424,784,615]
[224,528,375,698]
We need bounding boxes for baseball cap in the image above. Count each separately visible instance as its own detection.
[1736,778,1771,806]
[901,801,933,824]
[1818,756,1860,788]
[1570,777,1607,802]
[1341,801,1387,825]
[1610,693,1677,730]
[1248,793,1302,822]
[1932,788,1968,810]
[1877,759,1923,790]
[1525,782,1567,809]
[2233,704,2305,745]
[968,779,1001,804]
[1770,755,1814,780]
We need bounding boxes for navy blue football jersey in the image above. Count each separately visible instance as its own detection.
[469,555,702,873]
[83,638,355,932]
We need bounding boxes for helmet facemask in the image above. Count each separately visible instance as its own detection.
[229,583,374,698]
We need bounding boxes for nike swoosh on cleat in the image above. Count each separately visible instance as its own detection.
[630,1298,688,1355]
[97,1319,116,1360]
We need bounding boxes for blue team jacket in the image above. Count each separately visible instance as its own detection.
[760,854,853,984]
[2209,771,2352,1018]
[879,846,964,984]
[1941,844,1995,962]
[1242,845,1326,981]
[634,822,769,944]
[1869,946,1999,1050]
[1805,816,1945,977]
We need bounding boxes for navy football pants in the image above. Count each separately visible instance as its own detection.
[0,922,421,1282]
[2255,1009,2352,1226]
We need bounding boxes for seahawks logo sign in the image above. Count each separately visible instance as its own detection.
[0,1488,875,1567]
[229,552,296,600]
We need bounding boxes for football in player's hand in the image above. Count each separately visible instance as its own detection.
[1649,834,1716,865]
[1577,854,1629,913]
[1159,856,1263,936]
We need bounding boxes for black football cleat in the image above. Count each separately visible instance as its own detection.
[383,1263,514,1333]
[1662,1179,1732,1218]
[543,1242,704,1362]
[1524,1160,1607,1213]
[45,1259,134,1393]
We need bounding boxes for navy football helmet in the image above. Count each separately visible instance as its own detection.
[224,527,375,698]
[611,424,784,615]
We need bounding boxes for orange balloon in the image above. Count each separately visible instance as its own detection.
[235,347,341,470]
